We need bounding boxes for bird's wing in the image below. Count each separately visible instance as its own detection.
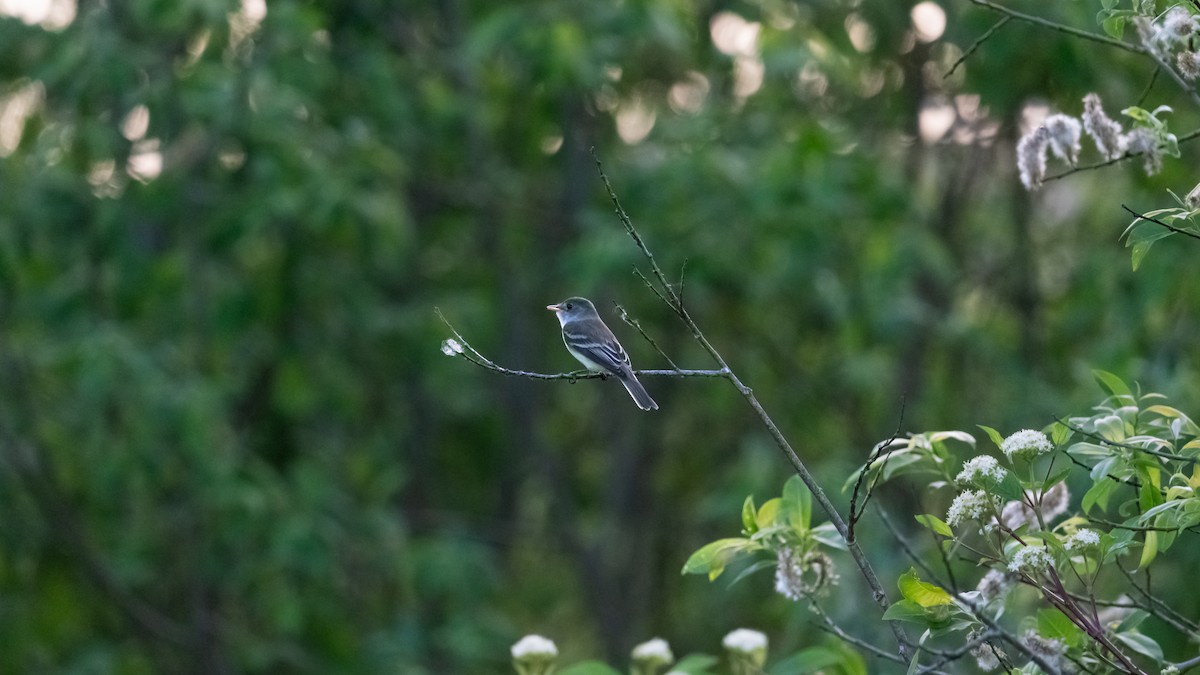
[562,325,631,374]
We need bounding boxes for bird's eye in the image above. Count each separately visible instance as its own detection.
[566,303,573,310]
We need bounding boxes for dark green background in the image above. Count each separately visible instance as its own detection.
[1,0,1197,672]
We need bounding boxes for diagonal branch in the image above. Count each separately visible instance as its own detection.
[589,149,914,659]
[1121,204,1200,242]
[967,0,1144,54]
[945,16,1011,78]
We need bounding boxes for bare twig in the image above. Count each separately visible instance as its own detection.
[967,0,1144,54]
[435,308,726,380]
[1137,67,1160,107]
[1122,204,1200,242]
[914,630,999,674]
[848,399,906,540]
[588,149,913,659]
[873,501,948,587]
[613,301,682,372]
[1044,129,1200,182]
[808,600,914,667]
[945,16,1011,78]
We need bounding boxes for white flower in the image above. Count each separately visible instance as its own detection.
[947,489,998,527]
[1082,93,1125,160]
[1064,528,1101,551]
[1123,127,1163,175]
[1044,114,1082,164]
[968,628,1005,672]
[975,569,1014,601]
[632,637,674,665]
[1000,429,1053,460]
[511,634,558,659]
[774,548,837,600]
[1179,51,1200,80]
[722,628,768,653]
[440,338,464,356]
[1016,126,1049,190]
[1020,630,1066,671]
[956,455,1007,487]
[1163,6,1198,41]
[1008,544,1054,575]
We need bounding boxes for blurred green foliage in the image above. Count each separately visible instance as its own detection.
[2,0,1200,672]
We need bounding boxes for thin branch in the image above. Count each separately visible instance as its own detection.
[914,630,999,674]
[967,0,1145,54]
[1117,561,1200,635]
[1172,653,1200,673]
[873,502,950,588]
[959,595,1065,675]
[1137,66,1160,107]
[1122,204,1200,242]
[613,301,682,372]
[435,308,726,380]
[945,16,1011,78]
[808,601,913,667]
[591,150,681,311]
[1044,128,1200,182]
[1091,516,1200,534]
[848,398,906,540]
[589,150,913,660]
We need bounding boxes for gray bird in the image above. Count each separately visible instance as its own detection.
[546,297,658,411]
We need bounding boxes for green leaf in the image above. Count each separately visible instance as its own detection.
[1115,609,1149,633]
[994,470,1026,502]
[1050,421,1072,446]
[1093,370,1133,400]
[882,599,929,624]
[1139,530,1158,568]
[757,498,781,530]
[557,661,623,675]
[782,475,812,530]
[682,538,755,580]
[768,646,841,674]
[1113,631,1164,663]
[914,514,953,537]
[1082,478,1119,513]
[1037,609,1084,648]
[671,654,719,674]
[742,495,758,535]
[977,425,1005,449]
[897,568,953,607]
[1101,14,1127,38]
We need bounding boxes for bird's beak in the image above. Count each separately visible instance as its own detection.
[546,304,561,312]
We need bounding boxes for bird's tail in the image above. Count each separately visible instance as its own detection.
[619,372,658,411]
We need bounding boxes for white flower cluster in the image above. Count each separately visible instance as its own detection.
[948,489,998,527]
[631,637,674,666]
[722,628,768,653]
[1139,6,1199,57]
[441,338,464,356]
[773,547,837,600]
[956,455,1007,487]
[1007,544,1054,575]
[1064,528,1101,551]
[511,634,558,659]
[1000,429,1053,460]
[1018,89,1178,190]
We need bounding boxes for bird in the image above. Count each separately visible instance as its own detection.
[546,297,658,411]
